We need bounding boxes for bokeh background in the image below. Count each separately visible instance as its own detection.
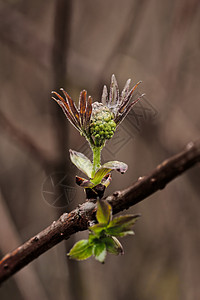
[0,0,200,299]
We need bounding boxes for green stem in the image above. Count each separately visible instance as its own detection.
[91,146,101,177]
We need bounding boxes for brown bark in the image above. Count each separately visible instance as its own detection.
[0,139,199,284]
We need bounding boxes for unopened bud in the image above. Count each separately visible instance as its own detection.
[89,102,116,146]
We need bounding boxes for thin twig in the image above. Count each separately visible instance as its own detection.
[0,139,199,284]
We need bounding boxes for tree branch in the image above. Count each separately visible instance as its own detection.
[0,139,199,284]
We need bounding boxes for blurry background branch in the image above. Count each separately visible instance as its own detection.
[0,109,54,171]
[0,2,50,69]
[51,1,85,300]
[0,138,199,284]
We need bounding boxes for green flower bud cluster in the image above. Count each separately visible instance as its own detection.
[89,102,116,147]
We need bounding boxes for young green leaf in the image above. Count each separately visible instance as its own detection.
[92,242,107,263]
[90,168,110,185]
[103,236,124,255]
[91,161,128,185]
[67,239,93,260]
[88,233,99,244]
[69,150,93,178]
[108,214,140,228]
[96,199,112,225]
[89,223,106,236]
[106,214,140,237]
[107,229,135,237]
[101,161,128,174]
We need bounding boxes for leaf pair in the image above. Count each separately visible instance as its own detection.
[68,236,121,263]
[70,149,128,189]
[68,200,140,263]
[90,200,140,238]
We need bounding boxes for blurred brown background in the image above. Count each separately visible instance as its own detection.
[0,0,200,299]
